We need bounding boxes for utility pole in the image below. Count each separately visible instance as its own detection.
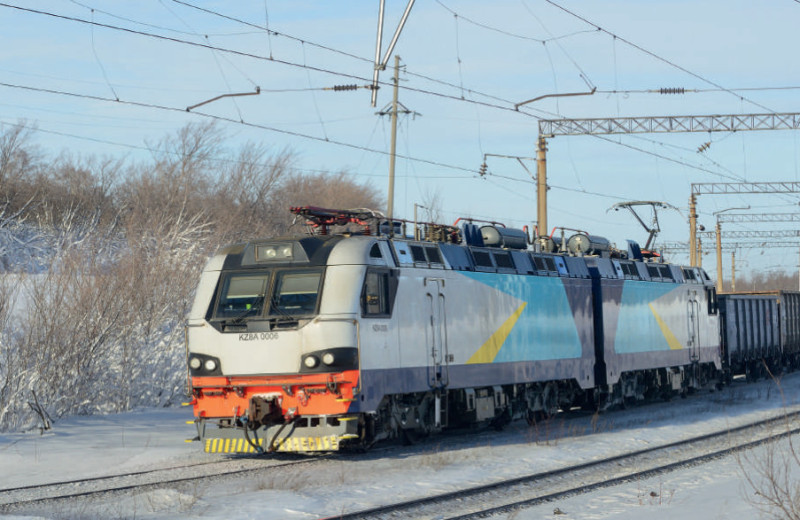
[387,54,400,232]
[377,56,418,234]
[536,136,548,236]
[712,206,750,293]
[689,195,698,266]
[697,237,703,268]
[715,221,722,291]
[731,250,736,292]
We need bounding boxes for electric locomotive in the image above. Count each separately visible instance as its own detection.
[186,207,723,453]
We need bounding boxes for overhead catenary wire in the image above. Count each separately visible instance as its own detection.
[0,80,482,176]
[596,86,800,96]
[0,2,759,189]
[0,82,651,207]
[164,0,559,117]
[435,0,597,43]
[544,0,780,115]
[0,117,468,180]
[0,2,559,120]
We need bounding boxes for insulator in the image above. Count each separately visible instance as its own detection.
[333,84,359,91]
[659,87,685,95]
[479,162,488,176]
[697,142,711,153]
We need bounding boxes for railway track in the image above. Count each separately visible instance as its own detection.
[323,409,800,520]
[2,397,798,519]
[0,452,326,512]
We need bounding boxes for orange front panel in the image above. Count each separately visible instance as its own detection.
[192,370,359,419]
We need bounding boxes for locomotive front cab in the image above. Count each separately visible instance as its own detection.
[187,236,374,453]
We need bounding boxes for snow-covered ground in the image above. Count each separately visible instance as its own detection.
[2,374,800,520]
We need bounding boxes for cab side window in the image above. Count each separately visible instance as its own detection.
[361,268,398,317]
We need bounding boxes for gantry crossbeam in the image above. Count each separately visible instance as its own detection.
[660,241,800,252]
[698,229,800,240]
[539,113,800,137]
[717,212,800,223]
[692,182,800,196]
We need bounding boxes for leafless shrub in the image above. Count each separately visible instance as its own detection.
[725,270,799,293]
[738,374,800,519]
[0,120,384,431]
[209,143,293,243]
[739,430,800,519]
[0,120,41,213]
[275,170,384,233]
[0,273,24,428]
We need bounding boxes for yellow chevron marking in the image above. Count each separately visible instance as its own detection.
[649,303,683,350]
[467,303,527,364]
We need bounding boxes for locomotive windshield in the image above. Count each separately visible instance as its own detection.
[214,272,270,319]
[212,268,323,321]
[270,271,323,316]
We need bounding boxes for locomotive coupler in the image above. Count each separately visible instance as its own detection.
[248,393,283,428]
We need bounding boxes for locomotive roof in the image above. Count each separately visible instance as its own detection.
[209,231,711,286]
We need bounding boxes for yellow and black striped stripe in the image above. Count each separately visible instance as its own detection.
[203,433,356,453]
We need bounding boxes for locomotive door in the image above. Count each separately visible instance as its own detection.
[687,290,700,361]
[425,278,449,388]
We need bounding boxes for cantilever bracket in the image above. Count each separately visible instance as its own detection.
[186,86,261,112]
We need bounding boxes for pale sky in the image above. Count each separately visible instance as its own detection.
[3,1,800,277]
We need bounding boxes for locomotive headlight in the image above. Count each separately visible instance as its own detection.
[188,353,221,376]
[299,348,356,373]
[255,243,295,261]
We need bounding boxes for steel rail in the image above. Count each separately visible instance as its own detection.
[322,408,800,520]
[0,454,327,510]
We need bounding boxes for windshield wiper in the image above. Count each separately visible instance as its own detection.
[225,302,263,325]
[269,296,299,322]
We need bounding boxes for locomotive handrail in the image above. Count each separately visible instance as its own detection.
[452,217,506,228]
[314,317,362,395]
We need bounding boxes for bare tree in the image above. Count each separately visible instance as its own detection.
[419,187,444,223]
[0,121,387,431]
[0,121,40,216]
